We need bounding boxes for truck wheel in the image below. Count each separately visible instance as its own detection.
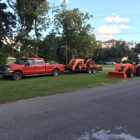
[53,69,59,76]
[126,68,133,77]
[136,66,140,76]
[12,72,22,80]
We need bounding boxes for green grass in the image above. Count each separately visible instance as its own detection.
[0,70,140,104]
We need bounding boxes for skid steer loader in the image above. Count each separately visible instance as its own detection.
[65,58,102,73]
[108,62,140,78]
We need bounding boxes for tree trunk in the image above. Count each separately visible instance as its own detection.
[26,47,38,57]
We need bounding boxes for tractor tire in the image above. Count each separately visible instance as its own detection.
[126,68,133,77]
[136,66,140,76]
[53,69,59,76]
[76,63,82,71]
[12,71,23,80]
[88,60,95,68]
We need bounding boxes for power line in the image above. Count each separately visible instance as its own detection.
[93,13,140,19]
[87,8,140,14]
[94,32,140,35]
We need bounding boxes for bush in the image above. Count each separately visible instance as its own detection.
[97,60,104,64]
[0,52,6,65]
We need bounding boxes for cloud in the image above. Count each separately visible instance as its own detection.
[95,24,131,39]
[102,13,130,23]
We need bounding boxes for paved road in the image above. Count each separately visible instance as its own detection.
[0,80,140,140]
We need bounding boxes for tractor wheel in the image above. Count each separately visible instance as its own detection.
[92,68,96,74]
[136,66,140,76]
[88,60,95,68]
[53,69,59,76]
[12,71,23,80]
[126,68,133,77]
[76,63,82,71]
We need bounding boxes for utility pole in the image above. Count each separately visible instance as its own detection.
[66,41,67,65]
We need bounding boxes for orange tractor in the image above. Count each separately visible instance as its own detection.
[108,62,140,78]
[65,58,102,73]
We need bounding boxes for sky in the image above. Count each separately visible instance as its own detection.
[50,0,140,43]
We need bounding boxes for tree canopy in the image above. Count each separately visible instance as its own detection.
[53,1,94,60]
[0,0,138,64]
[0,0,16,48]
[7,0,50,57]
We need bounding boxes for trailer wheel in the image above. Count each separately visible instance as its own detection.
[12,71,22,80]
[87,68,92,74]
[92,68,96,74]
[136,66,140,76]
[53,69,59,76]
[126,68,133,77]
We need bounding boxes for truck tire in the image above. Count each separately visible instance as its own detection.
[136,66,140,76]
[12,71,23,80]
[126,68,133,77]
[53,69,59,76]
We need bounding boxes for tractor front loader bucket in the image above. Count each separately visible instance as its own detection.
[108,71,127,78]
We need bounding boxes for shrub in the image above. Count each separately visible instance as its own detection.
[0,52,6,65]
[97,60,104,64]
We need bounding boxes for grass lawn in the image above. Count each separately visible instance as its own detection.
[0,69,140,104]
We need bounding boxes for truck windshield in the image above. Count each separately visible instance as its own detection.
[14,58,27,65]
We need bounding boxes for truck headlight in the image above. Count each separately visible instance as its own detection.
[7,67,11,71]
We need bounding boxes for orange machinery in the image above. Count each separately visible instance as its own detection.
[65,58,102,73]
[108,63,140,78]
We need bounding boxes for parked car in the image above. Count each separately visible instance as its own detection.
[105,60,116,65]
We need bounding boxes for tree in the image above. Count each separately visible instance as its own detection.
[134,43,140,54]
[39,33,58,62]
[0,0,16,48]
[110,41,130,63]
[0,52,6,64]
[92,40,131,63]
[53,1,94,60]
[7,0,50,57]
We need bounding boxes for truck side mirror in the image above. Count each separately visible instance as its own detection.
[25,62,30,66]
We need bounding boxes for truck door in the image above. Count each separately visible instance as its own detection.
[24,59,37,75]
[36,59,46,74]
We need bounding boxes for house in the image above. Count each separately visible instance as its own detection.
[101,39,132,49]
[7,56,16,60]
[101,39,116,48]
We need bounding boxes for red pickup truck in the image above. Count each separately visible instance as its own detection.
[0,57,65,80]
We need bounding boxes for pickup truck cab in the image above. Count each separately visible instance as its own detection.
[0,57,65,80]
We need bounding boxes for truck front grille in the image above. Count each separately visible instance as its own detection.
[0,65,7,72]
